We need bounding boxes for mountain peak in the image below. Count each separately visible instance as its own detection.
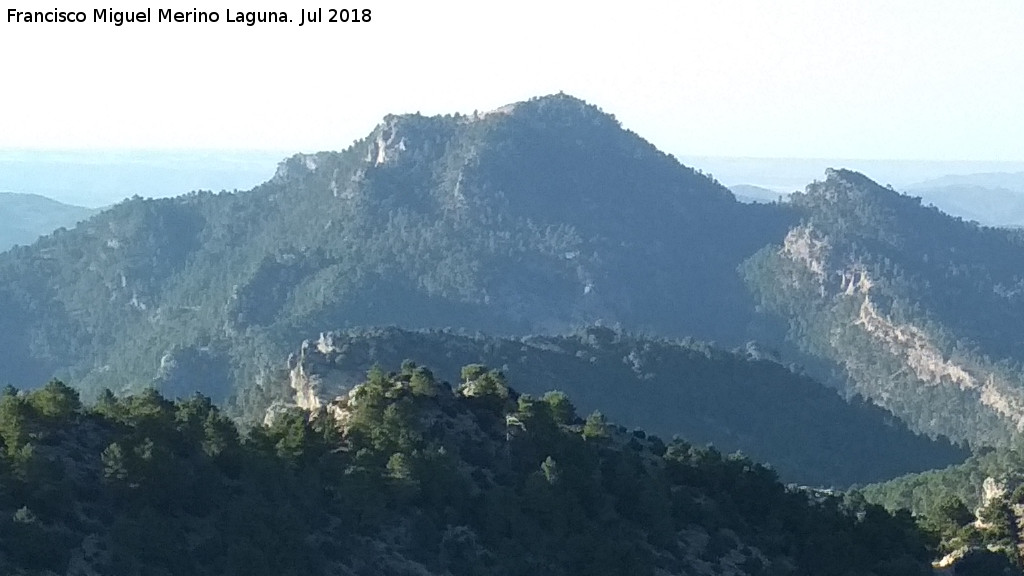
[823,168,895,194]
[275,92,730,210]
[512,91,603,112]
[794,169,905,212]
[494,92,621,130]
[373,93,616,136]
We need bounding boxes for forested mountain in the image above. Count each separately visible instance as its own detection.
[263,327,964,487]
[0,366,938,576]
[0,94,792,406]
[0,193,97,251]
[728,184,788,204]
[5,94,1024,488]
[742,169,1024,448]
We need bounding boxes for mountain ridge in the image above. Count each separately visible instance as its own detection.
[261,326,966,487]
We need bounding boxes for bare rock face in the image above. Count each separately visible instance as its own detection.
[780,225,830,287]
[982,476,1009,509]
[368,119,408,167]
[287,332,364,411]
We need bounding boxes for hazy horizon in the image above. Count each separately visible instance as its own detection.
[4,147,1024,209]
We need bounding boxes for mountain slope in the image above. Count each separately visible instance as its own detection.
[0,369,937,576]
[265,327,966,487]
[742,169,1024,448]
[0,94,793,405]
[0,192,97,251]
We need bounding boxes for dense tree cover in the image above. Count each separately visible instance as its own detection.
[268,327,965,487]
[0,366,936,576]
[742,169,1024,447]
[0,94,793,409]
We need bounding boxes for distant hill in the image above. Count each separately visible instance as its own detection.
[0,192,97,251]
[728,184,789,204]
[900,173,1024,227]
[0,149,283,207]
[908,172,1024,192]
[266,326,966,487]
[913,185,1024,228]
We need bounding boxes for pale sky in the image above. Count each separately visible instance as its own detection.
[2,0,1023,161]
